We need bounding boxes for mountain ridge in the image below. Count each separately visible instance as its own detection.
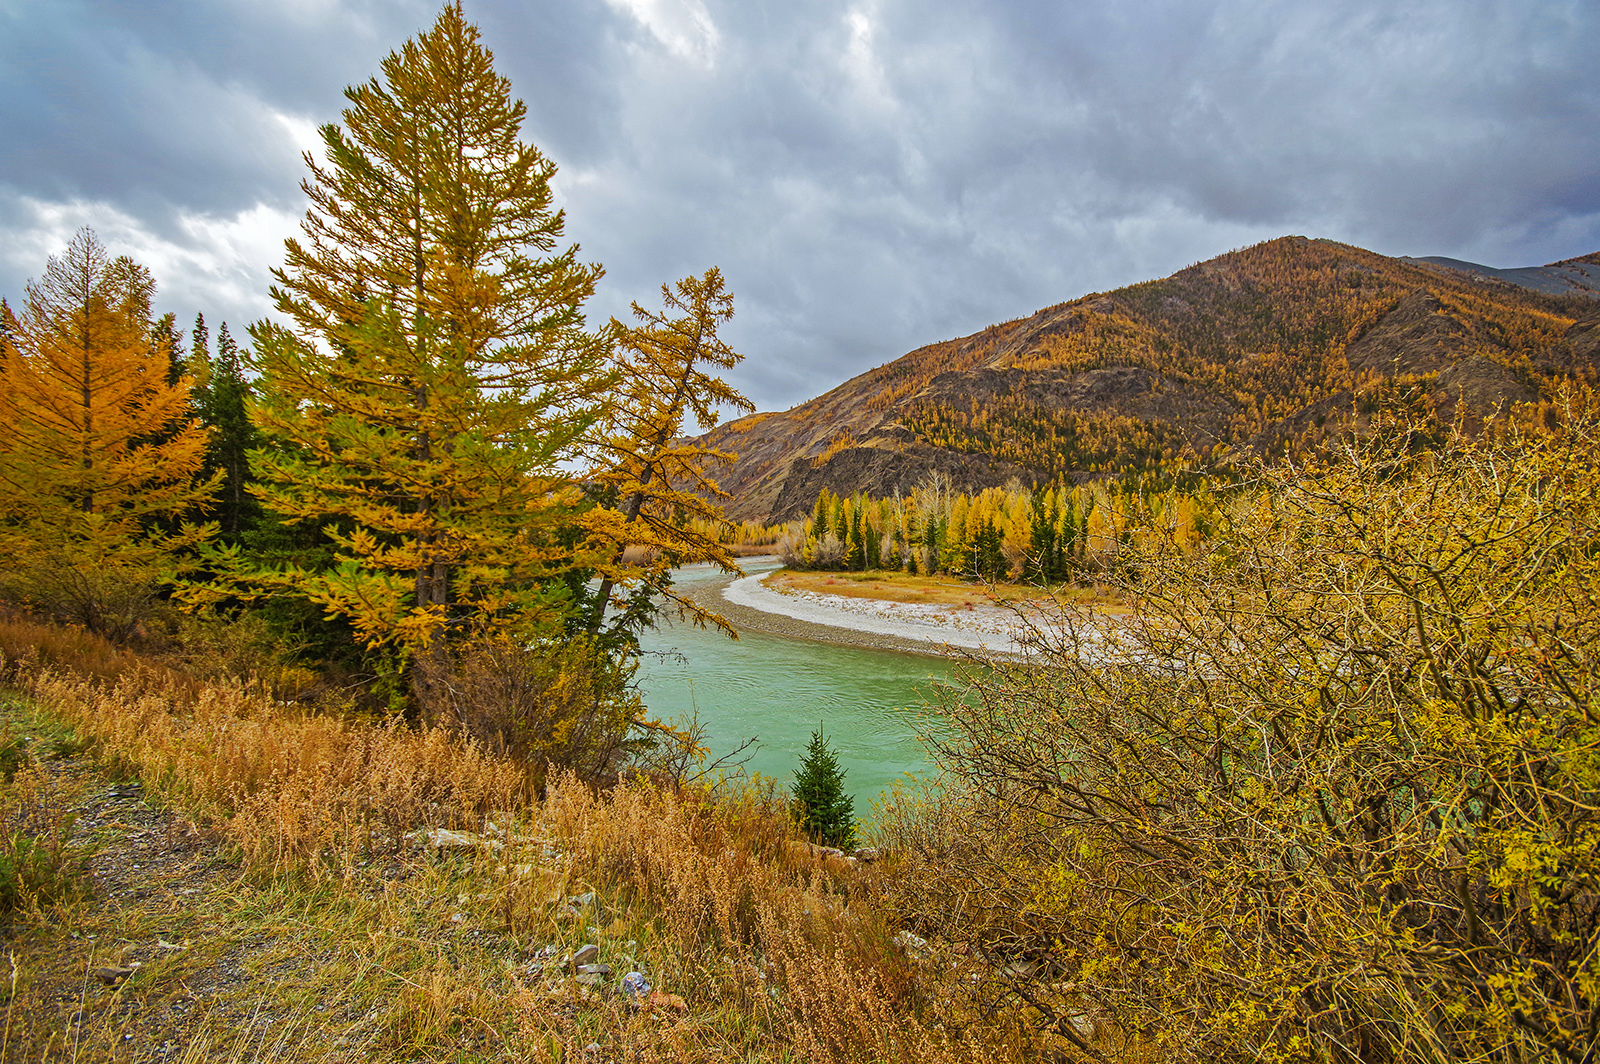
[702,237,1600,521]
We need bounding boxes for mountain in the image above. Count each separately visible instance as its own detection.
[701,237,1600,521]
[1402,253,1600,298]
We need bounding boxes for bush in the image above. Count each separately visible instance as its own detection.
[0,555,170,646]
[898,397,1600,1062]
[415,634,647,790]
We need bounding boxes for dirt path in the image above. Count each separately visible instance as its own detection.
[2,707,346,1062]
[0,697,711,1063]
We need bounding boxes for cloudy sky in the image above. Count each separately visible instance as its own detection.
[3,0,1597,412]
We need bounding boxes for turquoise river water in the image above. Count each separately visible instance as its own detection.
[633,559,958,806]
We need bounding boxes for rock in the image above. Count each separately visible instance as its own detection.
[522,945,559,973]
[569,943,600,969]
[620,971,651,1000]
[575,972,606,987]
[577,963,611,977]
[420,827,503,852]
[893,930,929,956]
[92,964,139,986]
[647,990,687,1012]
[852,846,881,862]
[557,892,601,923]
[583,1043,601,1055]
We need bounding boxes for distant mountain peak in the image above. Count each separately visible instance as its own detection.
[1403,253,1600,299]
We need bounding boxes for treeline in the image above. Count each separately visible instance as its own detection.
[777,473,1220,582]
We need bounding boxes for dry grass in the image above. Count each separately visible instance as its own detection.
[0,621,1057,1063]
[26,668,524,880]
[770,569,1131,612]
[0,613,156,689]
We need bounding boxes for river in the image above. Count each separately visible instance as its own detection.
[633,558,959,807]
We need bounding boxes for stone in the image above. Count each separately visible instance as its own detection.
[523,945,559,974]
[92,964,139,986]
[421,827,503,852]
[576,963,611,977]
[575,972,606,987]
[569,943,600,969]
[647,990,688,1012]
[852,846,881,862]
[620,971,651,1000]
[893,930,929,956]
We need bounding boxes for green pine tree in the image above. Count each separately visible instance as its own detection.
[791,726,855,849]
[190,317,258,538]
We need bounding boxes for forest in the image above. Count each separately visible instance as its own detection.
[0,4,1596,1063]
[776,474,1218,582]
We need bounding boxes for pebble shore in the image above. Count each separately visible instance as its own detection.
[679,564,1035,659]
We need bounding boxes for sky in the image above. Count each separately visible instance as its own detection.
[2,0,1597,413]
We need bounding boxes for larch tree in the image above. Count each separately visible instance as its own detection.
[584,266,753,638]
[0,229,215,641]
[224,3,613,686]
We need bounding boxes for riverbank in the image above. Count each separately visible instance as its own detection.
[681,557,1048,658]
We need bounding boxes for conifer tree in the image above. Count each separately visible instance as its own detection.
[222,3,612,675]
[0,229,215,639]
[584,266,753,636]
[791,726,855,849]
[190,316,257,538]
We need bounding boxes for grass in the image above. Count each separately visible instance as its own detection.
[768,568,1132,612]
[0,614,1065,1063]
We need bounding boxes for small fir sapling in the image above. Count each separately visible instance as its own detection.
[790,726,855,849]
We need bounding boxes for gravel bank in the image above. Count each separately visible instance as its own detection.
[680,563,1033,659]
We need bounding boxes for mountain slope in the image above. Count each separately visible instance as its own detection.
[703,237,1600,521]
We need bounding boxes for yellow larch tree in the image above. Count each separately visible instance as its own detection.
[585,266,754,637]
[0,229,215,640]
[216,3,614,690]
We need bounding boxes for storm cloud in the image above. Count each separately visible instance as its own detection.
[3,0,1596,410]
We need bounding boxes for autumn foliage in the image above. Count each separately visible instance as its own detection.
[888,393,1600,1062]
[0,230,215,641]
[583,266,754,636]
[230,3,613,670]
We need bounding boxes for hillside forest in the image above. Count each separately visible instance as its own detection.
[693,232,1600,521]
[0,4,1597,1064]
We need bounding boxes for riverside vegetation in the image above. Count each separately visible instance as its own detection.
[1,3,1597,1062]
